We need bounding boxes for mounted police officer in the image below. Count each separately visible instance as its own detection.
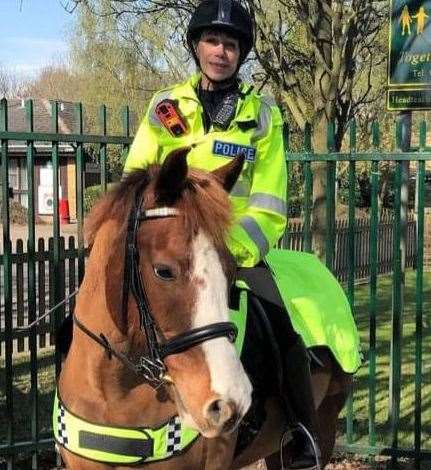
[124,1,320,468]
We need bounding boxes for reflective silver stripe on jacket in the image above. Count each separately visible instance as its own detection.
[249,193,287,216]
[239,216,269,258]
[261,95,276,107]
[252,99,272,141]
[230,179,251,197]
[148,90,173,127]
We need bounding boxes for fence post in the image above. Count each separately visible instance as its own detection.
[1,98,15,470]
[389,111,411,460]
[75,103,85,284]
[122,105,130,165]
[412,121,426,468]
[303,123,313,253]
[368,120,380,448]
[26,99,39,469]
[399,111,412,274]
[325,122,336,270]
[51,101,65,376]
[99,104,108,193]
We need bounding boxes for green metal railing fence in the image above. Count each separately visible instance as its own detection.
[0,237,88,354]
[0,98,132,470]
[0,98,430,469]
[0,214,418,363]
[1,214,417,358]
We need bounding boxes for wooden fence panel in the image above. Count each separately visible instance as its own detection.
[283,215,417,282]
[0,236,81,353]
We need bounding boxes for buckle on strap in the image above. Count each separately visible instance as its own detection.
[138,356,167,386]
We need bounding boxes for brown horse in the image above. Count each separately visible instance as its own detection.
[56,150,352,470]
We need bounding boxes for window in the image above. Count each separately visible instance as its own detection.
[8,158,28,208]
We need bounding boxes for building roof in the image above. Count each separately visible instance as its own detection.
[3,99,76,153]
[5,99,75,133]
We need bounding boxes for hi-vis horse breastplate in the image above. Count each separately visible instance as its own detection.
[53,390,198,465]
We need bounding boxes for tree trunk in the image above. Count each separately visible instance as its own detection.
[310,1,334,261]
[311,117,330,261]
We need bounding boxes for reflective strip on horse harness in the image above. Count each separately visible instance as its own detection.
[53,390,199,465]
[143,207,180,218]
[249,193,287,216]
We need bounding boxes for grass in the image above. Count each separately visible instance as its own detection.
[0,350,57,467]
[338,270,431,452]
[0,350,56,441]
[1,270,430,460]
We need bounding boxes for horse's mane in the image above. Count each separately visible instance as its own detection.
[85,165,233,248]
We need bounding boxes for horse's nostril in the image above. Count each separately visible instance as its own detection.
[204,399,238,431]
[209,399,221,416]
[205,399,223,424]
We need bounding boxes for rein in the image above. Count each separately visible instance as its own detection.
[75,189,238,388]
[16,289,78,331]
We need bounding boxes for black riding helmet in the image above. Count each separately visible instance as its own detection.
[187,0,254,66]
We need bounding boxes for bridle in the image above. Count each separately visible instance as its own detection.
[74,188,238,389]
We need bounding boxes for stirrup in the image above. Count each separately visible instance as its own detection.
[280,422,321,470]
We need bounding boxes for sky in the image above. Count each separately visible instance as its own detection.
[0,0,74,78]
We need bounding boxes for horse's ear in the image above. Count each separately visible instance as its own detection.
[155,148,189,205]
[211,153,245,193]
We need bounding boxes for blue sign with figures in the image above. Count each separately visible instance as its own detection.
[212,140,256,162]
[389,0,431,86]
[388,0,431,109]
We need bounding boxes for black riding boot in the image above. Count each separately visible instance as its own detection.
[282,338,321,470]
[236,265,321,469]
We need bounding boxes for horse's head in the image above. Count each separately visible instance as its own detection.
[85,149,251,437]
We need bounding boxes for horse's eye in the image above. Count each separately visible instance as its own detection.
[153,265,175,281]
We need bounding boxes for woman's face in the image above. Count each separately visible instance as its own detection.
[195,29,240,86]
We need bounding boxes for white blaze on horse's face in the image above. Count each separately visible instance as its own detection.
[187,231,252,435]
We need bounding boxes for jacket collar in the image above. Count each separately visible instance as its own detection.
[178,73,253,101]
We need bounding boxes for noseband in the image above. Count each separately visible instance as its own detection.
[74,188,238,389]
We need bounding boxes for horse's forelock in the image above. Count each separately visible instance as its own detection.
[181,169,232,248]
[84,165,232,248]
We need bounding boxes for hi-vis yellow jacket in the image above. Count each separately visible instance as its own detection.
[124,73,287,267]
